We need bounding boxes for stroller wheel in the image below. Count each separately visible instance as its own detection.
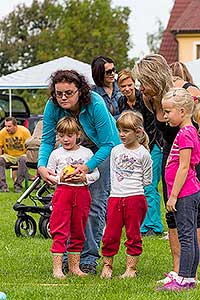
[15,215,37,237]
[39,216,51,239]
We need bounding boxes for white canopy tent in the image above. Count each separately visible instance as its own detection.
[0,56,94,115]
[186,59,200,88]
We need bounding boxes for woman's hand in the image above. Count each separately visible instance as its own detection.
[166,197,177,212]
[38,166,57,185]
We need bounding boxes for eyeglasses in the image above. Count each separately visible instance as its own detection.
[105,67,116,76]
[55,89,79,99]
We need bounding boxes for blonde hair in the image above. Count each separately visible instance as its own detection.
[117,68,135,87]
[162,87,194,116]
[117,111,149,150]
[56,116,81,135]
[192,96,200,124]
[170,61,194,83]
[133,54,173,100]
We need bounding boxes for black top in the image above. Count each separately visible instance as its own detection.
[155,120,179,153]
[182,82,198,89]
[118,89,163,151]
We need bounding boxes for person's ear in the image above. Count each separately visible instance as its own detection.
[180,107,186,115]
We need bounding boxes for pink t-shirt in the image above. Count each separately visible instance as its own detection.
[165,125,200,198]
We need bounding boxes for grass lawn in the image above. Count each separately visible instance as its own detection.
[0,174,199,300]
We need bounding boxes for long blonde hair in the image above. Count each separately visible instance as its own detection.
[117,111,149,150]
[134,54,173,100]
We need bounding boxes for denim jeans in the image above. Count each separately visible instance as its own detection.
[141,144,163,234]
[175,190,200,278]
[63,157,110,267]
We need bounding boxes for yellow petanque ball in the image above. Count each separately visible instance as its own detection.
[63,165,75,175]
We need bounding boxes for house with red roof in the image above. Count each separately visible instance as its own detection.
[159,0,200,64]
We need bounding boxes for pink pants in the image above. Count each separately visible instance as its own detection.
[50,185,92,254]
[102,195,148,257]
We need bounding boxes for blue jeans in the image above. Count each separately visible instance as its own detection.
[140,144,163,234]
[175,190,200,278]
[63,157,110,267]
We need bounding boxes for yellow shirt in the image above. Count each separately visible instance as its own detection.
[0,125,31,157]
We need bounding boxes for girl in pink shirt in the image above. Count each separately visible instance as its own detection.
[157,88,200,291]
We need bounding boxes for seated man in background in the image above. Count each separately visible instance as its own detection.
[0,116,31,192]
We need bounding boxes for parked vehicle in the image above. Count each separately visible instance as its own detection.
[0,93,42,133]
[25,114,43,134]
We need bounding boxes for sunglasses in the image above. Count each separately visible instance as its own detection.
[55,89,79,99]
[105,67,116,76]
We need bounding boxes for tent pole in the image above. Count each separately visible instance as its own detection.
[9,89,12,116]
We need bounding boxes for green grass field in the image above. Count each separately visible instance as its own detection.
[0,175,199,299]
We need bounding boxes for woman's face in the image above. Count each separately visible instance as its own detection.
[139,81,156,99]
[104,63,115,86]
[119,77,135,98]
[55,82,80,111]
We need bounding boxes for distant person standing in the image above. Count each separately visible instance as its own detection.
[0,117,31,192]
[91,55,122,119]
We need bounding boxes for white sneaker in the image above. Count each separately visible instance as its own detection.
[160,232,169,240]
[157,271,178,284]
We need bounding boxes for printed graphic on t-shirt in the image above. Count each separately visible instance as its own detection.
[63,157,85,166]
[114,153,136,181]
[6,137,24,151]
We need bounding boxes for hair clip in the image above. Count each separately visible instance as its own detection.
[173,90,176,97]
[193,96,198,101]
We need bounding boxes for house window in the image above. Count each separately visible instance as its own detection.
[196,45,200,59]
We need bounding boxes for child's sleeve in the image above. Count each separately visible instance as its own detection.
[47,151,59,183]
[84,148,100,185]
[142,151,153,186]
[86,167,100,185]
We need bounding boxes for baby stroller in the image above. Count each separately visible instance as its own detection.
[13,176,54,238]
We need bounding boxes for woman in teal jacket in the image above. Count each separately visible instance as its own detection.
[38,69,120,274]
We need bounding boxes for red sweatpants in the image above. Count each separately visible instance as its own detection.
[50,185,92,254]
[102,195,148,257]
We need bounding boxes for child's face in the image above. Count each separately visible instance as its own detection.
[58,132,79,151]
[118,127,139,149]
[162,100,183,127]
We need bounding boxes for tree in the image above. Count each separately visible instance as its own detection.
[0,0,132,76]
[147,19,164,54]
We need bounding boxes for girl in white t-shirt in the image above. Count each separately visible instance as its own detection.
[101,111,152,279]
[47,116,99,279]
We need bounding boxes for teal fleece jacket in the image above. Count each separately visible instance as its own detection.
[38,91,121,171]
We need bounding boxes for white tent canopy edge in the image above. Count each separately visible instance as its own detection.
[0,56,94,115]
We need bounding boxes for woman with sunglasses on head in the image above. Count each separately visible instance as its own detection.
[38,69,121,275]
[91,55,123,119]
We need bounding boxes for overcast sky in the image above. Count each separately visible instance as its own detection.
[0,0,174,58]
